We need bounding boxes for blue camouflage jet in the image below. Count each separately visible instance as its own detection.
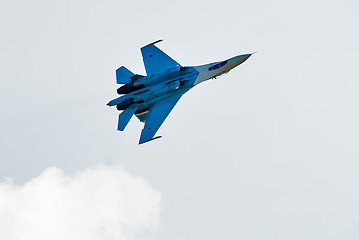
[107,40,253,144]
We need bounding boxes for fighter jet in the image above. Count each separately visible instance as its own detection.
[107,40,253,144]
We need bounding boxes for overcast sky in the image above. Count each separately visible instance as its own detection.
[1,0,359,239]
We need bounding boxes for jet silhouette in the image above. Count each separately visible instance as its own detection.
[107,40,253,144]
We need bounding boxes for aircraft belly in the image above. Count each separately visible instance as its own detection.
[134,80,180,103]
[134,84,192,123]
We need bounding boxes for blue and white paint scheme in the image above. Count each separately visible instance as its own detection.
[107,40,254,144]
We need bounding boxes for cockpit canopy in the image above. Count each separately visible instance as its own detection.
[208,60,227,71]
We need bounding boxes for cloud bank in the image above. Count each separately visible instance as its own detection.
[0,165,161,240]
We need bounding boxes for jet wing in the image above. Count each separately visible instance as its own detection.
[138,94,182,144]
[141,40,182,76]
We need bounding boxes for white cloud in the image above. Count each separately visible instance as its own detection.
[0,165,161,240]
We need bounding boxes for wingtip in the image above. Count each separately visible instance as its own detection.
[151,39,163,45]
[142,39,163,48]
[139,136,162,145]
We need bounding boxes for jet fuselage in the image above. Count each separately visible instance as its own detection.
[107,53,252,112]
[107,40,254,144]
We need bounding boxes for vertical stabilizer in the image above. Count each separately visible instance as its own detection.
[116,66,134,84]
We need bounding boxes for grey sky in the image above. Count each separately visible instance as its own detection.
[1,0,359,239]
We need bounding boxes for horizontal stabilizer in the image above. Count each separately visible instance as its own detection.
[116,66,134,84]
[118,107,137,131]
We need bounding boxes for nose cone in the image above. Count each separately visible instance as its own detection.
[227,53,253,70]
